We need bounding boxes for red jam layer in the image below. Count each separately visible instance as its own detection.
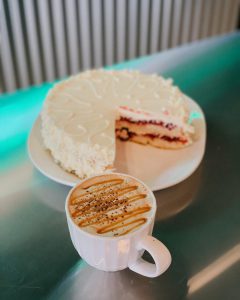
[115,128,187,144]
[118,117,176,130]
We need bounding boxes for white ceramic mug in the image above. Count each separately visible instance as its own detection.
[65,173,171,278]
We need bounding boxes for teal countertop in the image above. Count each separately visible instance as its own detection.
[1,32,240,300]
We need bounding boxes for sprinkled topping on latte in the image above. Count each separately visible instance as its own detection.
[68,174,153,237]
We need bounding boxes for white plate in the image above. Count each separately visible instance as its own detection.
[28,98,206,191]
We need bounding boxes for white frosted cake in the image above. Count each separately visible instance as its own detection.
[41,70,194,178]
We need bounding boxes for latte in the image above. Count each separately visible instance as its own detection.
[68,174,153,237]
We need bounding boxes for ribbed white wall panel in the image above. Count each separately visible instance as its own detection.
[91,0,104,68]
[65,0,80,74]
[8,0,29,87]
[0,0,239,93]
[181,0,193,44]
[139,0,151,56]
[200,0,213,39]
[0,0,17,91]
[160,0,172,50]
[128,0,139,59]
[104,0,115,65]
[171,0,182,47]
[191,0,203,42]
[116,0,127,62]
[51,0,68,78]
[149,0,161,53]
[37,0,55,81]
[229,0,240,30]
[211,0,222,36]
[78,0,92,70]
[24,0,43,84]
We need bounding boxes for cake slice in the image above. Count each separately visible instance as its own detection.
[116,106,194,149]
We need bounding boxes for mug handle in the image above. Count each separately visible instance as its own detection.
[129,236,171,278]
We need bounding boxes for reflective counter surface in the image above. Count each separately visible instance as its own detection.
[1,33,240,299]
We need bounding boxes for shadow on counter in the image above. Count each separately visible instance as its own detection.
[154,164,202,222]
[47,258,188,300]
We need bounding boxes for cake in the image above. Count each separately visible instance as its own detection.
[41,70,194,178]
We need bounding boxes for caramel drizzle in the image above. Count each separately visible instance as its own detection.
[118,219,147,236]
[71,185,138,209]
[69,178,151,235]
[96,207,150,234]
[71,190,144,219]
[83,178,124,189]
[70,178,124,205]
[78,199,149,227]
